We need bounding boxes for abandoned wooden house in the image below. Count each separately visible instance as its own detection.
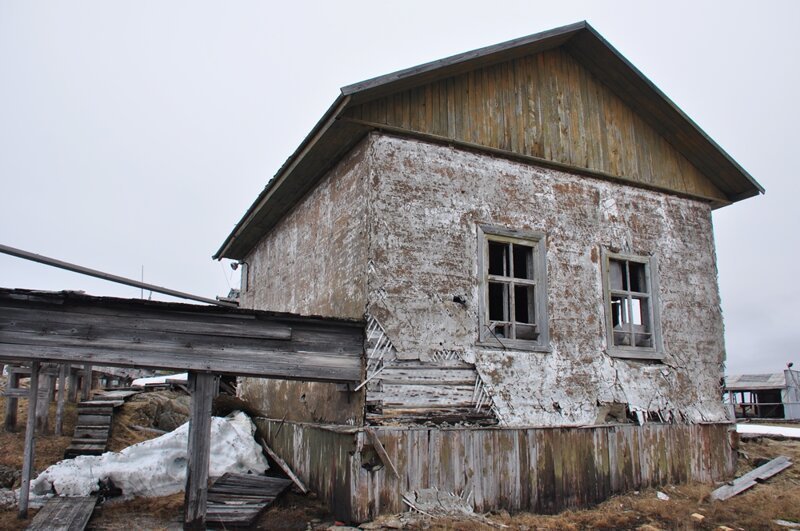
[214,22,763,521]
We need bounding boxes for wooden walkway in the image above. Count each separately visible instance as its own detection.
[26,496,97,531]
[64,390,139,459]
[206,473,292,527]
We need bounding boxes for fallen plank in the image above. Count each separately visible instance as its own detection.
[260,438,308,494]
[26,496,97,531]
[711,456,792,501]
[206,473,292,528]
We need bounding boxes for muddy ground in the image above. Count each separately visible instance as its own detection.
[0,386,799,530]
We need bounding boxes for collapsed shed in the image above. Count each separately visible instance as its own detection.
[214,21,763,521]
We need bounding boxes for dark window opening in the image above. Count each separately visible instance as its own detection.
[482,230,544,345]
[488,242,508,276]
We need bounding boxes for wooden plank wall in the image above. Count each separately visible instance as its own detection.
[366,360,496,425]
[258,420,735,522]
[345,48,725,202]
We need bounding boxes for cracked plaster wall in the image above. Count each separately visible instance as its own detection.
[237,139,371,425]
[365,133,728,426]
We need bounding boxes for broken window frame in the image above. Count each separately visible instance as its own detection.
[601,249,664,360]
[477,225,549,352]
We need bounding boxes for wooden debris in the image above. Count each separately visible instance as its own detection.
[205,473,292,527]
[711,455,792,501]
[774,520,800,529]
[365,428,399,479]
[26,496,98,531]
[260,438,308,493]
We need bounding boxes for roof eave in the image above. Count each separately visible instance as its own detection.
[213,94,351,260]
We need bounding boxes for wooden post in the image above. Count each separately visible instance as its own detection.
[81,364,92,401]
[19,361,40,519]
[4,370,21,431]
[68,366,78,403]
[183,372,215,530]
[35,373,52,434]
[55,364,67,436]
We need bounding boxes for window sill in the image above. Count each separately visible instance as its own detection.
[477,339,552,353]
[606,348,664,361]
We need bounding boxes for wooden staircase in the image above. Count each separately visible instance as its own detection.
[64,390,139,459]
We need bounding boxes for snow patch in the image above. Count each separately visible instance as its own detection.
[29,411,268,500]
[736,424,800,438]
[131,372,188,387]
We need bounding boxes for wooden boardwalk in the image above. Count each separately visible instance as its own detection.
[26,496,97,531]
[206,473,292,527]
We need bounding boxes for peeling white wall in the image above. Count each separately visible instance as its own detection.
[365,133,728,426]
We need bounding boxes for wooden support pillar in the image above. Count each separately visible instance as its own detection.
[35,373,52,434]
[4,370,21,431]
[19,361,40,519]
[55,364,67,436]
[81,364,91,401]
[68,367,78,403]
[183,372,215,530]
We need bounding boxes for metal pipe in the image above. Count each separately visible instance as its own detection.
[0,243,236,308]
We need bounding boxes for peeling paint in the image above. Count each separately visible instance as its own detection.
[365,134,727,427]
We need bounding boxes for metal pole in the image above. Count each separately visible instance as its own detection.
[0,243,236,308]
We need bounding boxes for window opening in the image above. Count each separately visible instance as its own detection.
[479,226,548,350]
[603,251,662,359]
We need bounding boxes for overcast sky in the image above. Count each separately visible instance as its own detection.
[1,1,797,375]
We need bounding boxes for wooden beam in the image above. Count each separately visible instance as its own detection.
[183,372,215,530]
[365,428,399,479]
[0,289,363,383]
[4,369,20,431]
[19,360,40,518]
[55,364,67,436]
[81,365,91,402]
[35,373,52,434]
[68,367,78,403]
[260,438,308,494]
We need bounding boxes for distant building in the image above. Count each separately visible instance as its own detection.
[725,370,800,420]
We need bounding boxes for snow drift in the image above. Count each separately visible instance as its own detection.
[30,411,268,500]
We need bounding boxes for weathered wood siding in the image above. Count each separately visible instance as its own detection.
[258,420,735,522]
[238,138,371,425]
[345,47,725,202]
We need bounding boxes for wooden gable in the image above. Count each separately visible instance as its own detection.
[344,47,725,202]
[216,22,762,261]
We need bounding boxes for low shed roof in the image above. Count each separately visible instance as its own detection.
[726,373,787,391]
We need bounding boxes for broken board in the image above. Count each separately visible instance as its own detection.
[26,496,97,531]
[711,455,792,500]
[206,473,292,527]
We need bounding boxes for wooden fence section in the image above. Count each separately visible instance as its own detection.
[258,420,735,522]
[0,288,363,382]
